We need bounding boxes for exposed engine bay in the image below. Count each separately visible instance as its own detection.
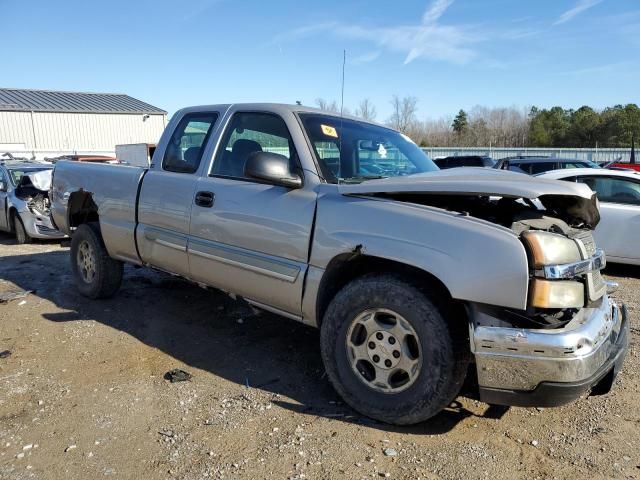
[368,192,600,232]
[368,192,603,330]
[15,169,53,216]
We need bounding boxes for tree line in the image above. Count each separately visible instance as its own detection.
[314,97,640,148]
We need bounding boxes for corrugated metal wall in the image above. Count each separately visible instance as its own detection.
[0,111,166,152]
[0,111,33,146]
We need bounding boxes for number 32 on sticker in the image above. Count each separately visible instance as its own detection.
[321,124,338,138]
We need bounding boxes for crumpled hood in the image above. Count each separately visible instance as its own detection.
[18,169,52,191]
[337,168,594,199]
[338,168,600,228]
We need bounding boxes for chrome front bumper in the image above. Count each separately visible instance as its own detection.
[472,295,628,406]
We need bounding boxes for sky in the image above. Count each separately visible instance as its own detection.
[1,0,638,120]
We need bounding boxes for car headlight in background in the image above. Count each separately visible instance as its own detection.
[530,279,584,308]
[522,231,582,268]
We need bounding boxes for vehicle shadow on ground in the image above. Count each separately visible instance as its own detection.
[604,263,640,279]
[0,245,507,435]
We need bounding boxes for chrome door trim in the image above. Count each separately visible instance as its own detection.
[188,238,301,283]
[143,227,188,252]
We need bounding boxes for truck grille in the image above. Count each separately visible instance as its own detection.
[571,230,606,301]
[572,230,597,257]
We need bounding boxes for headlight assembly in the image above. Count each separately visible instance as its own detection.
[530,279,584,309]
[522,231,581,268]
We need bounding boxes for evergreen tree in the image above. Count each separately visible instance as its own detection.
[452,110,468,135]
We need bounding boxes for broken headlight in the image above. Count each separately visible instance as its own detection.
[522,231,581,268]
[522,231,585,309]
[530,279,584,309]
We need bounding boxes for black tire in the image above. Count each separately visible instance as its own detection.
[70,223,123,299]
[320,274,469,425]
[13,213,32,244]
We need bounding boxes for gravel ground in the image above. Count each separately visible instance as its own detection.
[0,234,638,480]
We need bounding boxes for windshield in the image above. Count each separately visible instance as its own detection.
[571,160,600,169]
[7,168,51,187]
[298,113,438,183]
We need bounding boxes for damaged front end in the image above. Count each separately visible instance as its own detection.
[359,187,627,407]
[14,170,64,238]
[370,190,603,328]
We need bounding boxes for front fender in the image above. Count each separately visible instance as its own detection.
[311,194,530,310]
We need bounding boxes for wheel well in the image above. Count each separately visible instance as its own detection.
[315,253,458,327]
[8,207,18,232]
[68,191,99,228]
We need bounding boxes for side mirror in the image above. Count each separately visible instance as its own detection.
[244,152,302,189]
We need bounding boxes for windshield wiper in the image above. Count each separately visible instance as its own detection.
[340,175,388,183]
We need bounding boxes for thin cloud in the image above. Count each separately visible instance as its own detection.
[557,61,634,76]
[351,51,381,64]
[554,0,603,25]
[182,0,224,22]
[422,0,455,24]
[274,0,481,65]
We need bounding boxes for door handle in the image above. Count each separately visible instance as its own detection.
[195,191,215,208]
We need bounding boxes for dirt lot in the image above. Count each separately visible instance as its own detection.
[0,234,638,480]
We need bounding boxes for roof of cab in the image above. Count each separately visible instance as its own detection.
[175,103,386,128]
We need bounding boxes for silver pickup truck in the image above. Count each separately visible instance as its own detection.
[50,104,628,425]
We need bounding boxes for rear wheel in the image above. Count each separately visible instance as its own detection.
[70,223,123,299]
[320,274,469,425]
[13,213,32,244]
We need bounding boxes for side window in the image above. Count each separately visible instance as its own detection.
[212,112,296,179]
[433,158,448,169]
[578,176,640,205]
[512,163,532,173]
[528,162,556,174]
[447,157,466,168]
[162,112,218,174]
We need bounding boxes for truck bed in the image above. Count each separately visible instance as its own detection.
[51,160,146,264]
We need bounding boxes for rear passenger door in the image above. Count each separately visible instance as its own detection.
[187,110,317,316]
[136,111,220,276]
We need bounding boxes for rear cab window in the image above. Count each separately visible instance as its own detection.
[526,162,557,174]
[163,112,219,174]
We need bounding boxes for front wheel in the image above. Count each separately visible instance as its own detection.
[70,223,123,299]
[13,213,32,244]
[320,274,469,425]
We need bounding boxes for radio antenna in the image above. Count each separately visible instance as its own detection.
[340,49,346,117]
[338,49,346,182]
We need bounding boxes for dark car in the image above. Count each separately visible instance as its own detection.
[493,156,600,175]
[434,155,495,169]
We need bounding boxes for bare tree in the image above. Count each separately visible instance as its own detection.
[417,105,530,147]
[387,95,419,134]
[315,98,339,113]
[355,98,377,121]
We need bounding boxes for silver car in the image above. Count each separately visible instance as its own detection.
[538,167,640,265]
[0,160,65,243]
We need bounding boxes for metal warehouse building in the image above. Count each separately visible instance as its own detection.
[0,88,167,159]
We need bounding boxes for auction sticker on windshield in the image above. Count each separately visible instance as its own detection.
[321,124,338,138]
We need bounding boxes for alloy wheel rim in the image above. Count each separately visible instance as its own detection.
[345,308,422,393]
[77,240,96,283]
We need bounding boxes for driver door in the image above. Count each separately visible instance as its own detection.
[187,111,317,316]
